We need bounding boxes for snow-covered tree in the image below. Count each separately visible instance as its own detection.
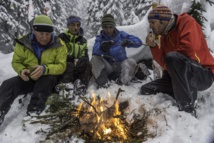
[188,0,207,27]
[0,0,89,53]
[85,0,152,38]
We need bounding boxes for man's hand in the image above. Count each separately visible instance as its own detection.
[30,65,44,79]
[146,32,157,48]
[21,69,31,81]
[121,39,132,47]
[100,40,113,52]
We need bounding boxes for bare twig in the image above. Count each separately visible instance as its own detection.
[113,88,125,106]
[78,95,99,115]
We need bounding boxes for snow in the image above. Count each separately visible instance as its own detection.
[1,0,214,143]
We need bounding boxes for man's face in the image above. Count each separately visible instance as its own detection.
[68,22,81,35]
[33,30,52,45]
[103,25,115,36]
[148,19,168,36]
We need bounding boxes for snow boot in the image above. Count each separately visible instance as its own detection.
[73,79,86,96]
[135,63,151,80]
[178,101,197,117]
[0,110,7,126]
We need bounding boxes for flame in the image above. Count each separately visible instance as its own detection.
[78,92,127,141]
[76,102,83,116]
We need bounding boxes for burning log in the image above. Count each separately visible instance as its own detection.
[25,88,150,143]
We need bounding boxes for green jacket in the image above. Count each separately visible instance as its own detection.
[12,33,67,76]
[58,28,88,60]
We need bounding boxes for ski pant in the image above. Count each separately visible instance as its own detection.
[91,55,137,87]
[0,75,58,114]
[61,61,92,86]
[140,52,213,105]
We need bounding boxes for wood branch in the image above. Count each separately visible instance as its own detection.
[113,88,125,106]
[78,95,99,115]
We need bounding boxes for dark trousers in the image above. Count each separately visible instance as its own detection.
[140,52,213,105]
[0,75,58,114]
[62,61,91,86]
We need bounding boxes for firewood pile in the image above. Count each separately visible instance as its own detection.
[24,88,151,143]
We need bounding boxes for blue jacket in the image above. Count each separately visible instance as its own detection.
[92,29,142,63]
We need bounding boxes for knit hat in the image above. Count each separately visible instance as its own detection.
[101,14,116,27]
[67,15,81,27]
[33,15,53,32]
[148,6,172,21]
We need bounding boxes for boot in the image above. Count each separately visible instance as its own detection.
[178,101,197,117]
[135,63,150,80]
[0,110,7,126]
[73,79,86,96]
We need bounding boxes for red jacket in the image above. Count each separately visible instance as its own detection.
[151,13,214,74]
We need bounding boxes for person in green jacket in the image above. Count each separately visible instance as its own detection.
[0,15,67,125]
[58,15,91,96]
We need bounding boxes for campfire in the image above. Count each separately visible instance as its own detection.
[76,91,128,141]
[26,88,150,143]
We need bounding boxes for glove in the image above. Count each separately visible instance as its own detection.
[75,57,88,72]
[100,40,113,52]
[121,39,132,47]
[58,33,70,43]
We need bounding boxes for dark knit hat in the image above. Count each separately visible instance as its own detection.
[66,15,81,27]
[101,14,115,27]
[148,6,172,21]
[33,15,53,32]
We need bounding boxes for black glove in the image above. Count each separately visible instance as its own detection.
[58,33,70,43]
[121,39,132,47]
[75,57,88,72]
[100,40,114,52]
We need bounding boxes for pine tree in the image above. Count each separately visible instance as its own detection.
[0,0,89,53]
[206,0,214,6]
[85,0,152,38]
[187,0,207,28]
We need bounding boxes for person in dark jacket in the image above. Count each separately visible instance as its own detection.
[0,15,67,125]
[140,6,214,116]
[91,14,143,88]
[58,15,91,95]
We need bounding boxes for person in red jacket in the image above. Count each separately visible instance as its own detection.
[140,5,214,116]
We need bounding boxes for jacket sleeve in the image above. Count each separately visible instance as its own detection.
[120,31,142,48]
[80,39,89,60]
[92,35,103,56]
[43,40,67,75]
[12,43,28,76]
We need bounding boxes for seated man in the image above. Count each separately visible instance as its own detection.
[91,14,143,88]
[0,15,67,125]
[58,15,91,95]
[140,6,214,116]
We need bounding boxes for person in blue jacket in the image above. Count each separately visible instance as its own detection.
[91,14,143,88]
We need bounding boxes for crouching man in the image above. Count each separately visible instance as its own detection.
[140,6,214,116]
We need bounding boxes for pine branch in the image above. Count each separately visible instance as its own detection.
[206,0,214,6]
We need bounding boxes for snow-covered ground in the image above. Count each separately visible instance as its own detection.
[1,0,214,143]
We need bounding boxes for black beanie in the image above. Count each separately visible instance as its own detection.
[101,14,115,27]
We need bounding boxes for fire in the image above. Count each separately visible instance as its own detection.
[76,92,127,141]
[104,128,112,135]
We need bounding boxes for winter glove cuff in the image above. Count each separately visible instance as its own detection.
[121,39,132,47]
[100,40,114,52]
